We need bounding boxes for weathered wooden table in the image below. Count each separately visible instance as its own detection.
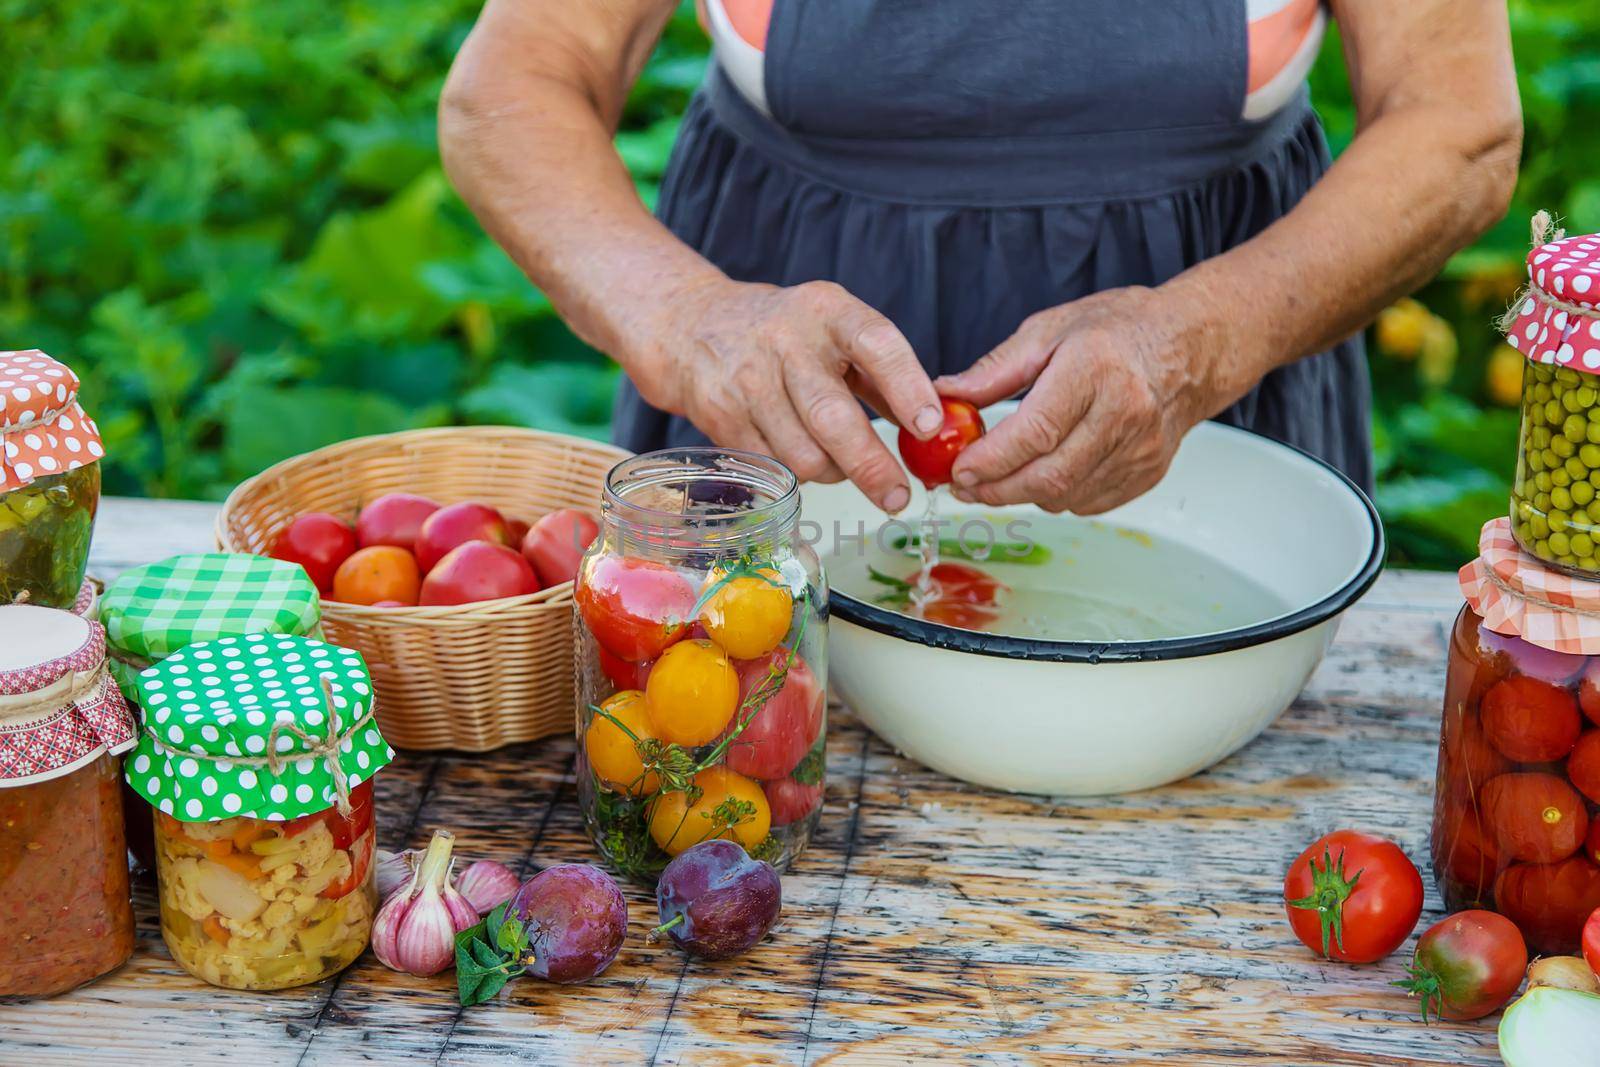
[2,497,1495,1066]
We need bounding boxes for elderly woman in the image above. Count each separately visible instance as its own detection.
[440,1,1519,516]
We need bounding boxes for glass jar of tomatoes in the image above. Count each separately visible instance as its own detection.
[1505,227,1600,576]
[1434,518,1600,955]
[574,449,827,883]
[0,350,105,610]
[126,634,394,989]
[0,604,138,998]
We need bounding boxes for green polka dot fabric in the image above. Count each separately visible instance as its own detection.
[124,634,394,823]
[100,553,321,698]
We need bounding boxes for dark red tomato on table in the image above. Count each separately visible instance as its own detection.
[598,644,652,691]
[1395,910,1527,1021]
[897,398,985,487]
[419,541,540,605]
[1584,906,1600,978]
[1495,855,1600,955]
[356,492,440,552]
[271,513,357,593]
[1480,675,1582,762]
[1283,829,1423,963]
[576,555,698,662]
[522,508,600,587]
[1482,772,1586,863]
[765,777,823,826]
[415,502,510,573]
[721,651,824,780]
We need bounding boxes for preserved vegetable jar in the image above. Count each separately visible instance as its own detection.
[0,350,104,609]
[101,553,323,873]
[127,634,394,989]
[574,449,827,883]
[1433,518,1600,954]
[1507,224,1600,575]
[0,604,138,998]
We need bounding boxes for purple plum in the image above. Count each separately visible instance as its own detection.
[509,863,627,983]
[653,840,781,960]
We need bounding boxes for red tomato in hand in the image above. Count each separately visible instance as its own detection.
[521,508,600,587]
[1283,830,1423,963]
[1480,675,1581,762]
[271,513,357,593]
[1395,911,1527,1021]
[721,651,824,780]
[576,555,697,661]
[897,398,985,487]
[1496,856,1600,955]
[1583,906,1600,979]
[1482,772,1586,863]
[765,776,823,826]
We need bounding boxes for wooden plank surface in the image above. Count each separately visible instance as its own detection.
[0,497,1493,1066]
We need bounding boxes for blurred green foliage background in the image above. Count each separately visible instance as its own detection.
[1,1,1594,568]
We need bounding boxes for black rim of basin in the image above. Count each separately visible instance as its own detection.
[826,436,1386,664]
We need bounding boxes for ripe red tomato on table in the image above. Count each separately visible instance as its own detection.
[1480,675,1582,762]
[1395,910,1527,1021]
[576,555,697,662]
[271,513,357,592]
[1283,829,1423,963]
[897,398,984,487]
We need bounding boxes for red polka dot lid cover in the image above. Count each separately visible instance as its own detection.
[1505,231,1600,370]
[0,349,105,493]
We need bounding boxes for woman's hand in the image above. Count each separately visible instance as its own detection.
[632,276,943,513]
[937,286,1233,515]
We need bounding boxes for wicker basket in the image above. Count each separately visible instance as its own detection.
[216,425,628,752]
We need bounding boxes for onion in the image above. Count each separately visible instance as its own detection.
[1499,986,1600,1066]
[1527,956,1600,995]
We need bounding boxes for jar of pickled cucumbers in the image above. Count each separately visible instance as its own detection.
[1433,518,1600,955]
[126,634,394,990]
[574,449,827,884]
[1506,225,1600,575]
[0,350,104,610]
[0,604,138,998]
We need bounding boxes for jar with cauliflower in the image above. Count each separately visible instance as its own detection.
[126,633,395,990]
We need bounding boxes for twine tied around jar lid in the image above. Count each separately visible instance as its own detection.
[1,661,110,722]
[185,674,372,818]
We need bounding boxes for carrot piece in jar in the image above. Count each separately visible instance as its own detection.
[203,839,233,860]
[203,916,231,945]
[1483,772,1587,863]
[231,823,270,850]
[1480,675,1582,762]
[216,851,264,880]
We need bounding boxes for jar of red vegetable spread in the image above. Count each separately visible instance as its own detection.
[574,449,827,883]
[0,603,138,998]
[0,350,104,610]
[126,634,394,989]
[101,553,323,873]
[1506,222,1600,576]
[1433,517,1600,954]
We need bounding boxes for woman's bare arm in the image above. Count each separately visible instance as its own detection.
[439,0,941,513]
[943,0,1522,514]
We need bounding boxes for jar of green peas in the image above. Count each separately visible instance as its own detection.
[1507,226,1600,574]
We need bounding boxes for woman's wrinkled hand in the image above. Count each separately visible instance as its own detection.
[634,276,943,514]
[936,286,1230,515]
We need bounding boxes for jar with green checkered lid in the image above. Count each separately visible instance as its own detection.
[125,633,393,990]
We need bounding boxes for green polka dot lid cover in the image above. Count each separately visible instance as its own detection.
[125,633,394,822]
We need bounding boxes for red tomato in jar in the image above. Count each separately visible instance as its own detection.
[721,651,824,780]
[764,776,823,827]
[1480,675,1581,762]
[521,508,600,587]
[1581,661,1600,727]
[1395,910,1527,1021]
[598,644,652,691]
[321,829,376,900]
[1569,732,1600,804]
[1482,772,1586,863]
[271,513,357,593]
[285,780,374,850]
[1283,830,1423,963]
[1431,799,1502,902]
[576,555,697,662]
[1584,906,1600,979]
[1438,707,1511,802]
[1588,815,1600,865]
[1495,856,1600,955]
[897,398,985,487]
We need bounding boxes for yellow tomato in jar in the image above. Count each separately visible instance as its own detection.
[699,566,793,659]
[585,690,659,796]
[648,765,771,856]
[645,639,739,746]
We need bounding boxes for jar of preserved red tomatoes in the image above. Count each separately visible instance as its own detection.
[126,634,393,989]
[1506,222,1600,576]
[0,603,138,998]
[1433,517,1600,954]
[0,350,104,610]
[574,449,827,883]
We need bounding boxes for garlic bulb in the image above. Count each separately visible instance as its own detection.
[371,830,479,976]
[455,860,519,915]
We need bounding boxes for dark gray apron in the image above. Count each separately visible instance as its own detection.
[613,0,1372,492]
